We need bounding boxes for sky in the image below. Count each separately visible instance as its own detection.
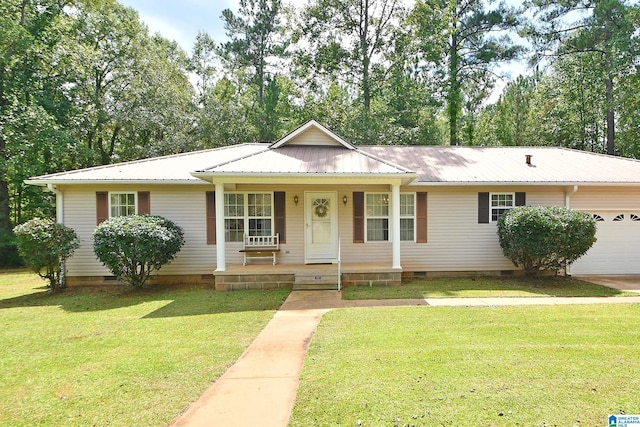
[118,0,241,51]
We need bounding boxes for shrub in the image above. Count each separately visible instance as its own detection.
[93,215,185,287]
[13,218,80,291]
[497,206,597,277]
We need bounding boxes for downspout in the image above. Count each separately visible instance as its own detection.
[564,185,578,209]
[564,185,579,276]
[46,184,63,223]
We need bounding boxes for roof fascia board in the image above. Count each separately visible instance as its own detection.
[409,181,640,186]
[270,120,356,149]
[25,179,206,186]
[194,173,417,186]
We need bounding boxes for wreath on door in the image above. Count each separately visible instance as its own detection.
[313,199,330,218]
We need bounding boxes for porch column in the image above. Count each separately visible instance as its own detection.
[214,182,226,271]
[391,182,401,269]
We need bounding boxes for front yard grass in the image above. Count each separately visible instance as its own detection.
[290,304,640,427]
[0,270,289,426]
[343,276,632,299]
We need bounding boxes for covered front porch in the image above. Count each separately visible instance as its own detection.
[213,262,402,291]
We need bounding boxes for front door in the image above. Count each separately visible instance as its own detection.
[305,192,338,263]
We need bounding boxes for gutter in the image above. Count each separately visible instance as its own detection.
[45,184,64,223]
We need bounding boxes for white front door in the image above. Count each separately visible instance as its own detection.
[305,192,338,263]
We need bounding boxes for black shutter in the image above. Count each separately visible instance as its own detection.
[353,192,364,243]
[416,192,428,243]
[274,191,286,243]
[478,192,489,223]
[206,191,216,245]
[137,191,150,214]
[96,192,108,225]
[515,192,526,206]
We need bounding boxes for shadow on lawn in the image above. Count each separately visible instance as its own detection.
[0,284,289,317]
[408,276,629,297]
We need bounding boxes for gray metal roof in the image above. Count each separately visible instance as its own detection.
[26,144,268,184]
[360,146,640,185]
[195,146,413,175]
[25,137,640,186]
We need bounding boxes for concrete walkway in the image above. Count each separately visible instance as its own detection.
[170,289,640,427]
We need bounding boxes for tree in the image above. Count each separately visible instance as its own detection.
[497,206,597,277]
[13,218,79,291]
[299,0,405,126]
[93,215,185,287]
[0,0,71,232]
[412,0,523,146]
[523,0,640,155]
[219,0,289,141]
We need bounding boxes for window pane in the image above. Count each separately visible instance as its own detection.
[225,194,244,217]
[366,193,389,217]
[400,194,414,217]
[225,219,244,242]
[367,218,389,241]
[249,219,272,236]
[491,193,513,207]
[248,193,271,217]
[110,193,135,217]
[400,218,414,241]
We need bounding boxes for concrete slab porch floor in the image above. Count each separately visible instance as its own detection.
[171,285,640,427]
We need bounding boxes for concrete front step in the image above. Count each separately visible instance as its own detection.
[294,272,339,290]
[294,273,339,285]
[292,283,339,291]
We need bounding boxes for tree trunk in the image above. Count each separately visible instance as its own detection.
[448,30,460,146]
[605,74,615,155]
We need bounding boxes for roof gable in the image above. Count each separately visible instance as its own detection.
[270,120,355,149]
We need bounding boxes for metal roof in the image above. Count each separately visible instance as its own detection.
[359,146,640,185]
[195,146,412,175]
[25,141,640,187]
[26,144,268,184]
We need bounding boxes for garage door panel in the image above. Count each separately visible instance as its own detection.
[572,211,640,275]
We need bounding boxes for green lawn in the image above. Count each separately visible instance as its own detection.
[343,276,632,299]
[0,270,289,426]
[290,304,640,427]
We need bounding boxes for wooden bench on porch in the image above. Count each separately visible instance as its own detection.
[239,234,280,266]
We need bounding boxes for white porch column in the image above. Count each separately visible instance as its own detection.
[391,182,401,269]
[215,182,226,271]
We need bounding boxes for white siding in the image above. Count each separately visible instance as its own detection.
[61,183,575,276]
[569,187,640,210]
[285,127,343,146]
[399,186,566,271]
[62,184,216,276]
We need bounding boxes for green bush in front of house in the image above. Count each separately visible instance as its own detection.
[13,218,80,291]
[497,206,597,277]
[93,215,185,287]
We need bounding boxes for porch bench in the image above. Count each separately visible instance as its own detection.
[239,234,280,266]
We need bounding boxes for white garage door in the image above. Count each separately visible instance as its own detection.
[571,211,640,275]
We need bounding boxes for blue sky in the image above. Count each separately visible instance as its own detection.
[119,0,240,52]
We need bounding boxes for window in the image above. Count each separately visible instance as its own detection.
[490,193,514,222]
[366,193,389,241]
[592,214,605,222]
[224,193,272,242]
[110,192,136,217]
[400,193,415,241]
[613,214,625,222]
[365,193,415,242]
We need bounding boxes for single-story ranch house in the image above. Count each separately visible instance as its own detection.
[26,120,640,289]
